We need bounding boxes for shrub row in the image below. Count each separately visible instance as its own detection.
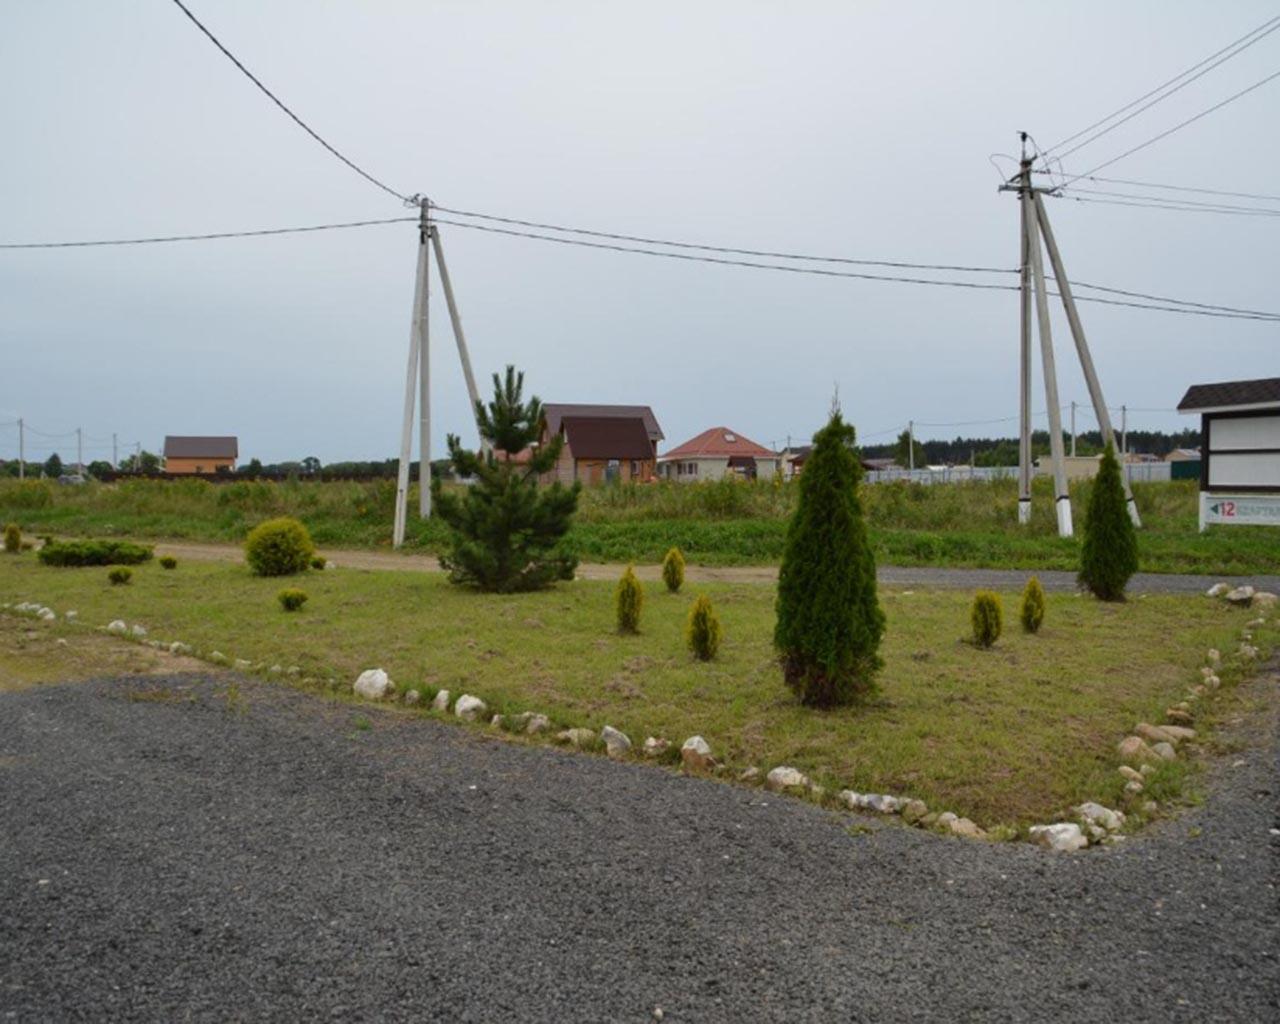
[38,539,154,567]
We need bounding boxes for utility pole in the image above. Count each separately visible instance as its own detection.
[1070,401,1077,457]
[112,433,118,470]
[908,420,915,472]
[1120,405,1128,457]
[76,427,83,476]
[1016,148,1033,525]
[394,198,430,547]
[17,418,24,479]
[430,224,485,455]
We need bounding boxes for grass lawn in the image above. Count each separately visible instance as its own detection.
[2,552,1271,829]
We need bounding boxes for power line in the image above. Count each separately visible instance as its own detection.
[1034,169,1280,203]
[434,216,1280,321]
[1060,193,1280,220]
[1068,278,1280,319]
[168,0,410,203]
[1045,15,1280,160]
[1054,186,1280,215]
[432,205,1015,275]
[1063,66,1280,183]
[0,216,416,249]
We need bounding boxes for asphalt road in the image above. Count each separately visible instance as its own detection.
[151,540,1280,593]
[2,671,1277,1022]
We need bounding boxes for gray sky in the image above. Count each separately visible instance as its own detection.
[3,1,1277,465]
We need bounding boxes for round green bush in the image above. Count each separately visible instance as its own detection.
[3,523,20,554]
[1020,576,1046,633]
[615,565,644,634]
[662,547,685,593]
[159,556,177,570]
[244,517,315,577]
[685,594,722,660]
[108,567,133,586]
[277,587,308,612]
[970,590,1002,648]
[310,555,327,571]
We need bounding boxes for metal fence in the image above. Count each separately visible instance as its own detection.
[864,463,1172,486]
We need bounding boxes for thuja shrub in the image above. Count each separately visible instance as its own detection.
[616,565,644,634]
[970,591,1003,648]
[1079,441,1138,601]
[39,539,153,567]
[774,411,885,707]
[277,587,308,612]
[244,517,315,577]
[1020,576,1046,633]
[662,546,685,593]
[108,567,133,586]
[159,556,178,570]
[685,594,722,661]
[3,523,19,553]
[310,556,327,571]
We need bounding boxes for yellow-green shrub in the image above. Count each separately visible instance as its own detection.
[615,565,644,634]
[277,588,308,612]
[970,590,1002,648]
[1020,576,1046,633]
[685,595,722,660]
[662,546,685,593]
[107,567,132,586]
[244,517,315,577]
[3,523,19,553]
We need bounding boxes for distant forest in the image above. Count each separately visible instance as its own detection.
[861,427,1201,468]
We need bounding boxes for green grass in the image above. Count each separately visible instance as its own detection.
[1,476,1275,575]
[3,550,1270,829]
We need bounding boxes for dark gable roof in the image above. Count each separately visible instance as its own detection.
[561,417,654,460]
[164,435,239,459]
[1177,377,1280,412]
[544,404,663,441]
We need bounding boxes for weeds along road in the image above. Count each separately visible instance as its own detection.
[150,539,1280,594]
[2,668,1278,1022]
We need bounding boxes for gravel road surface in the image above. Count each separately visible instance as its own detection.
[151,539,1280,593]
[2,671,1277,1022]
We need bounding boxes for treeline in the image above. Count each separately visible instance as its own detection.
[862,427,1200,468]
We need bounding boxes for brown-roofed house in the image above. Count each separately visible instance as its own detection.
[658,427,780,481]
[538,404,662,485]
[163,435,238,475]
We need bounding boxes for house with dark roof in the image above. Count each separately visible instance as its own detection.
[658,427,779,482]
[163,435,238,475]
[538,404,662,485]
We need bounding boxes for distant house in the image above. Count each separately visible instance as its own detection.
[783,444,892,479]
[163,436,238,475]
[659,427,780,482]
[1164,447,1201,462]
[539,404,663,485]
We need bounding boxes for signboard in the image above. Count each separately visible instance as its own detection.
[1201,492,1280,529]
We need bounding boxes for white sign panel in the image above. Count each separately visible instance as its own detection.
[1201,492,1280,528]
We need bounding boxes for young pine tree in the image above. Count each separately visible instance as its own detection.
[1078,441,1138,601]
[432,366,581,592]
[774,410,885,707]
[685,594,722,660]
[1019,576,1046,633]
[970,591,1003,648]
[616,565,644,634]
[662,547,685,593]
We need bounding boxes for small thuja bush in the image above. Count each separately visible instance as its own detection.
[662,546,685,593]
[685,594,722,661]
[774,410,885,707]
[3,523,19,553]
[245,516,315,577]
[1079,441,1138,601]
[277,587,308,612]
[1020,576,1046,633]
[39,539,153,567]
[310,555,327,571]
[970,590,1002,648]
[159,556,177,570]
[615,565,644,634]
[108,567,133,586]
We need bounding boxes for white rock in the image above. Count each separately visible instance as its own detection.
[209,651,229,665]
[600,725,632,758]
[680,735,715,771]
[738,766,760,782]
[1207,648,1221,667]
[901,799,929,824]
[131,624,147,638]
[766,766,811,792]
[556,727,596,747]
[353,668,393,701]
[454,693,487,721]
[64,610,77,621]
[1224,585,1255,606]
[404,689,421,706]
[431,689,451,712]
[1151,741,1176,761]
[867,793,903,814]
[1239,643,1259,660]
[233,658,251,671]
[38,609,56,621]
[642,736,670,757]
[1246,618,1266,629]
[1075,802,1125,832]
[1029,822,1088,852]
[490,713,506,728]
[1124,780,1144,795]
[1253,591,1277,609]
[268,664,282,675]
[1161,725,1196,742]
[286,666,300,677]
[1118,766,1143,783]
[324,561,337,571]
[107,620,127,635]
[56,638,68,647]
[525,713,550,735]
[1206,583,1230,598]
[947,817,985,839]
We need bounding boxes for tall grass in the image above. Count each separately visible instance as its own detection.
[1,475,1274,574]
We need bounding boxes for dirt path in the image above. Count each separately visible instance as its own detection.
[151,539,1280,593]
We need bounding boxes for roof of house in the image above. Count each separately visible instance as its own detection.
[659,427,776,461]
[544,404,663,441]
[163,435,238,459]
[1177,377,1280,413]
[561,416,655,460]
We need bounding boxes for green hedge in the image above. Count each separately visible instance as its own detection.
[38,539,154,567]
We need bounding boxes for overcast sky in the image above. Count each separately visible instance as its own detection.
[3,1,1277,465]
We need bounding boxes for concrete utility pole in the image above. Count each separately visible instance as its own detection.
[112,433,118,471]
[392,199,492,547]
[17,418,24,479]
[76,427,83,476]
[1070,401,1077,457]
[908,420,915,472]
[1016,153,1033,525]
[1121,405,1128,456]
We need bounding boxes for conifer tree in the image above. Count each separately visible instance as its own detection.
[1078,440,1138,601]
[774,409,884,707]
[432,366,580,592]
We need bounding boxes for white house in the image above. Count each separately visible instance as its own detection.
[658,427,781,482]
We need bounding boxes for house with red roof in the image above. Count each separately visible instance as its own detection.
[657,427,781,482]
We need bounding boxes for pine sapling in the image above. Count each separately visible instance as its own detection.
[662,546,685,593]
[1079,441,1138,601]
[970,591,1002,648]
[685,595,722,660]
[1020,576,1046,633]
[616,565,644,634]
